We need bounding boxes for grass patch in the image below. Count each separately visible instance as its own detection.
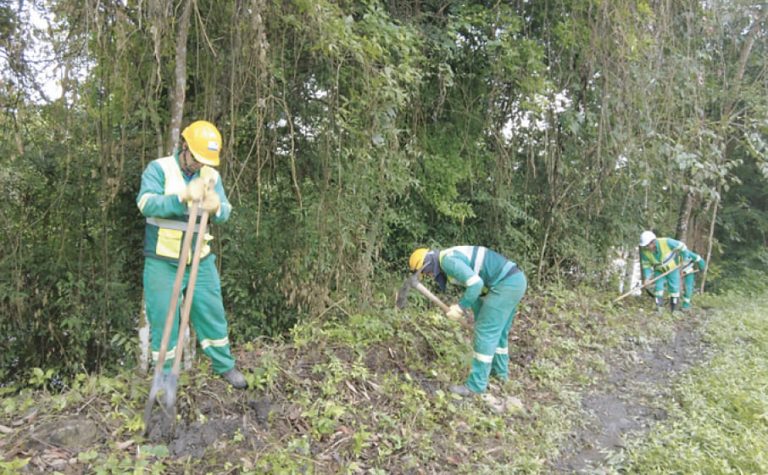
[616,292,768,473]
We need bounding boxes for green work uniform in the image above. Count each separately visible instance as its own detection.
[640,237,686,306]
[439,246,527,393]
[680,248,706,309]
[136,151,236,374]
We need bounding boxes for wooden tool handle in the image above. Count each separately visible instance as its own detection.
[171,208,210,376]
[153,201,200,374]
[414,281,451,313]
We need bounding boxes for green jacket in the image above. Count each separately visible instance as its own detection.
[439,246,518,309]
[136,152,232,262]
[640,237,686,281]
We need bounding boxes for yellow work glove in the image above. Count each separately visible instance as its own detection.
[201,190,221,214]
[179,178,206,203]
[445,304,465,321]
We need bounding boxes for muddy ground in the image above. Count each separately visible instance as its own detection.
[554,309,712,473]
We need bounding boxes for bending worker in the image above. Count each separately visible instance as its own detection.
[639,230,687,313]
[680,247,706,310]
[137,120,247,389]
[408,246,527,397]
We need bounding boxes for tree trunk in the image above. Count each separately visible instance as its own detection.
[700,192,720,293]
[167,0,193,154]
[675,190,694,241]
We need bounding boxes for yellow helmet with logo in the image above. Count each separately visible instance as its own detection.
[182,120,222,166]
[408,248,430,272]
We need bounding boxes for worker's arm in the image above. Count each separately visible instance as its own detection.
[136,162,187,218]
[441,254,484,310]
[680,248,706,270]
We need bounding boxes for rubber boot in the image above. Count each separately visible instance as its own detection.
[655,297,665,314]
[670,297,679,315]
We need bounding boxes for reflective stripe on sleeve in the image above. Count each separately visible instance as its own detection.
[473,247,486,274]
[200,337,230,350]
[465,275,482,287]
[474,352,494,363]
[138,193,157,213]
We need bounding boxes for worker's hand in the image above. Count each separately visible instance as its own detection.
[201,190,221,213]
[445,304,465,321]
[179,178,206,203]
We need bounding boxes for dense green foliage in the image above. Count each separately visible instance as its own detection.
[1,1,767,383]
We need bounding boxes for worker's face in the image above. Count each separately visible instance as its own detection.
[180,143,203,175]
[644,240,657,252]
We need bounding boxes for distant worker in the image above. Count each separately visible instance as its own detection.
[408,246,527,397]
[137,120,247,389]
[680,248,706,310]
[639,231,687,313]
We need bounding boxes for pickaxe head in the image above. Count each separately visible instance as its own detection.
[395,271,422,309]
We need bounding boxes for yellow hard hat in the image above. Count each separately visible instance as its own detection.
[182,120,222,166]
[408,248,429,272]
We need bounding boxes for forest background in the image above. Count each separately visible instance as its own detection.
[1,0,767,387]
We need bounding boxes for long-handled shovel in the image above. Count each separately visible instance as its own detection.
[613,262,693,303]
[160,206,210,425]
[143,201,209,434]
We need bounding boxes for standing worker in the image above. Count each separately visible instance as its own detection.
[137,120,247,389]
[639,230,687,314]
[408,246,527,397]
[680,247,706,311]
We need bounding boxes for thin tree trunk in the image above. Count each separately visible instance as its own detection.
[167,0,193,153]
[675,190,694,241]
[700,193,719,293]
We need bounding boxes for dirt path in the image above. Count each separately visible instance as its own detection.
[554,311,713,473]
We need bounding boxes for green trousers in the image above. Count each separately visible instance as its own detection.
[466,272,527,393]
[682,272,696,309]
[653,268,681,300]
[143,255,235,374]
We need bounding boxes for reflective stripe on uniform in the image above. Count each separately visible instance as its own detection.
[146,217,202,232]
[200,337,230,350]
[152,347,176,361]
[473,246,486,274]
[466,275,482,286]
[138,193,157,213]
[474,352,493,363]
[495,347,508,355]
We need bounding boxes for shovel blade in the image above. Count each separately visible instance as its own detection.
[143,372,179,436]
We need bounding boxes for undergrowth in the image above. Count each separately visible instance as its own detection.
[0,285,727,473]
